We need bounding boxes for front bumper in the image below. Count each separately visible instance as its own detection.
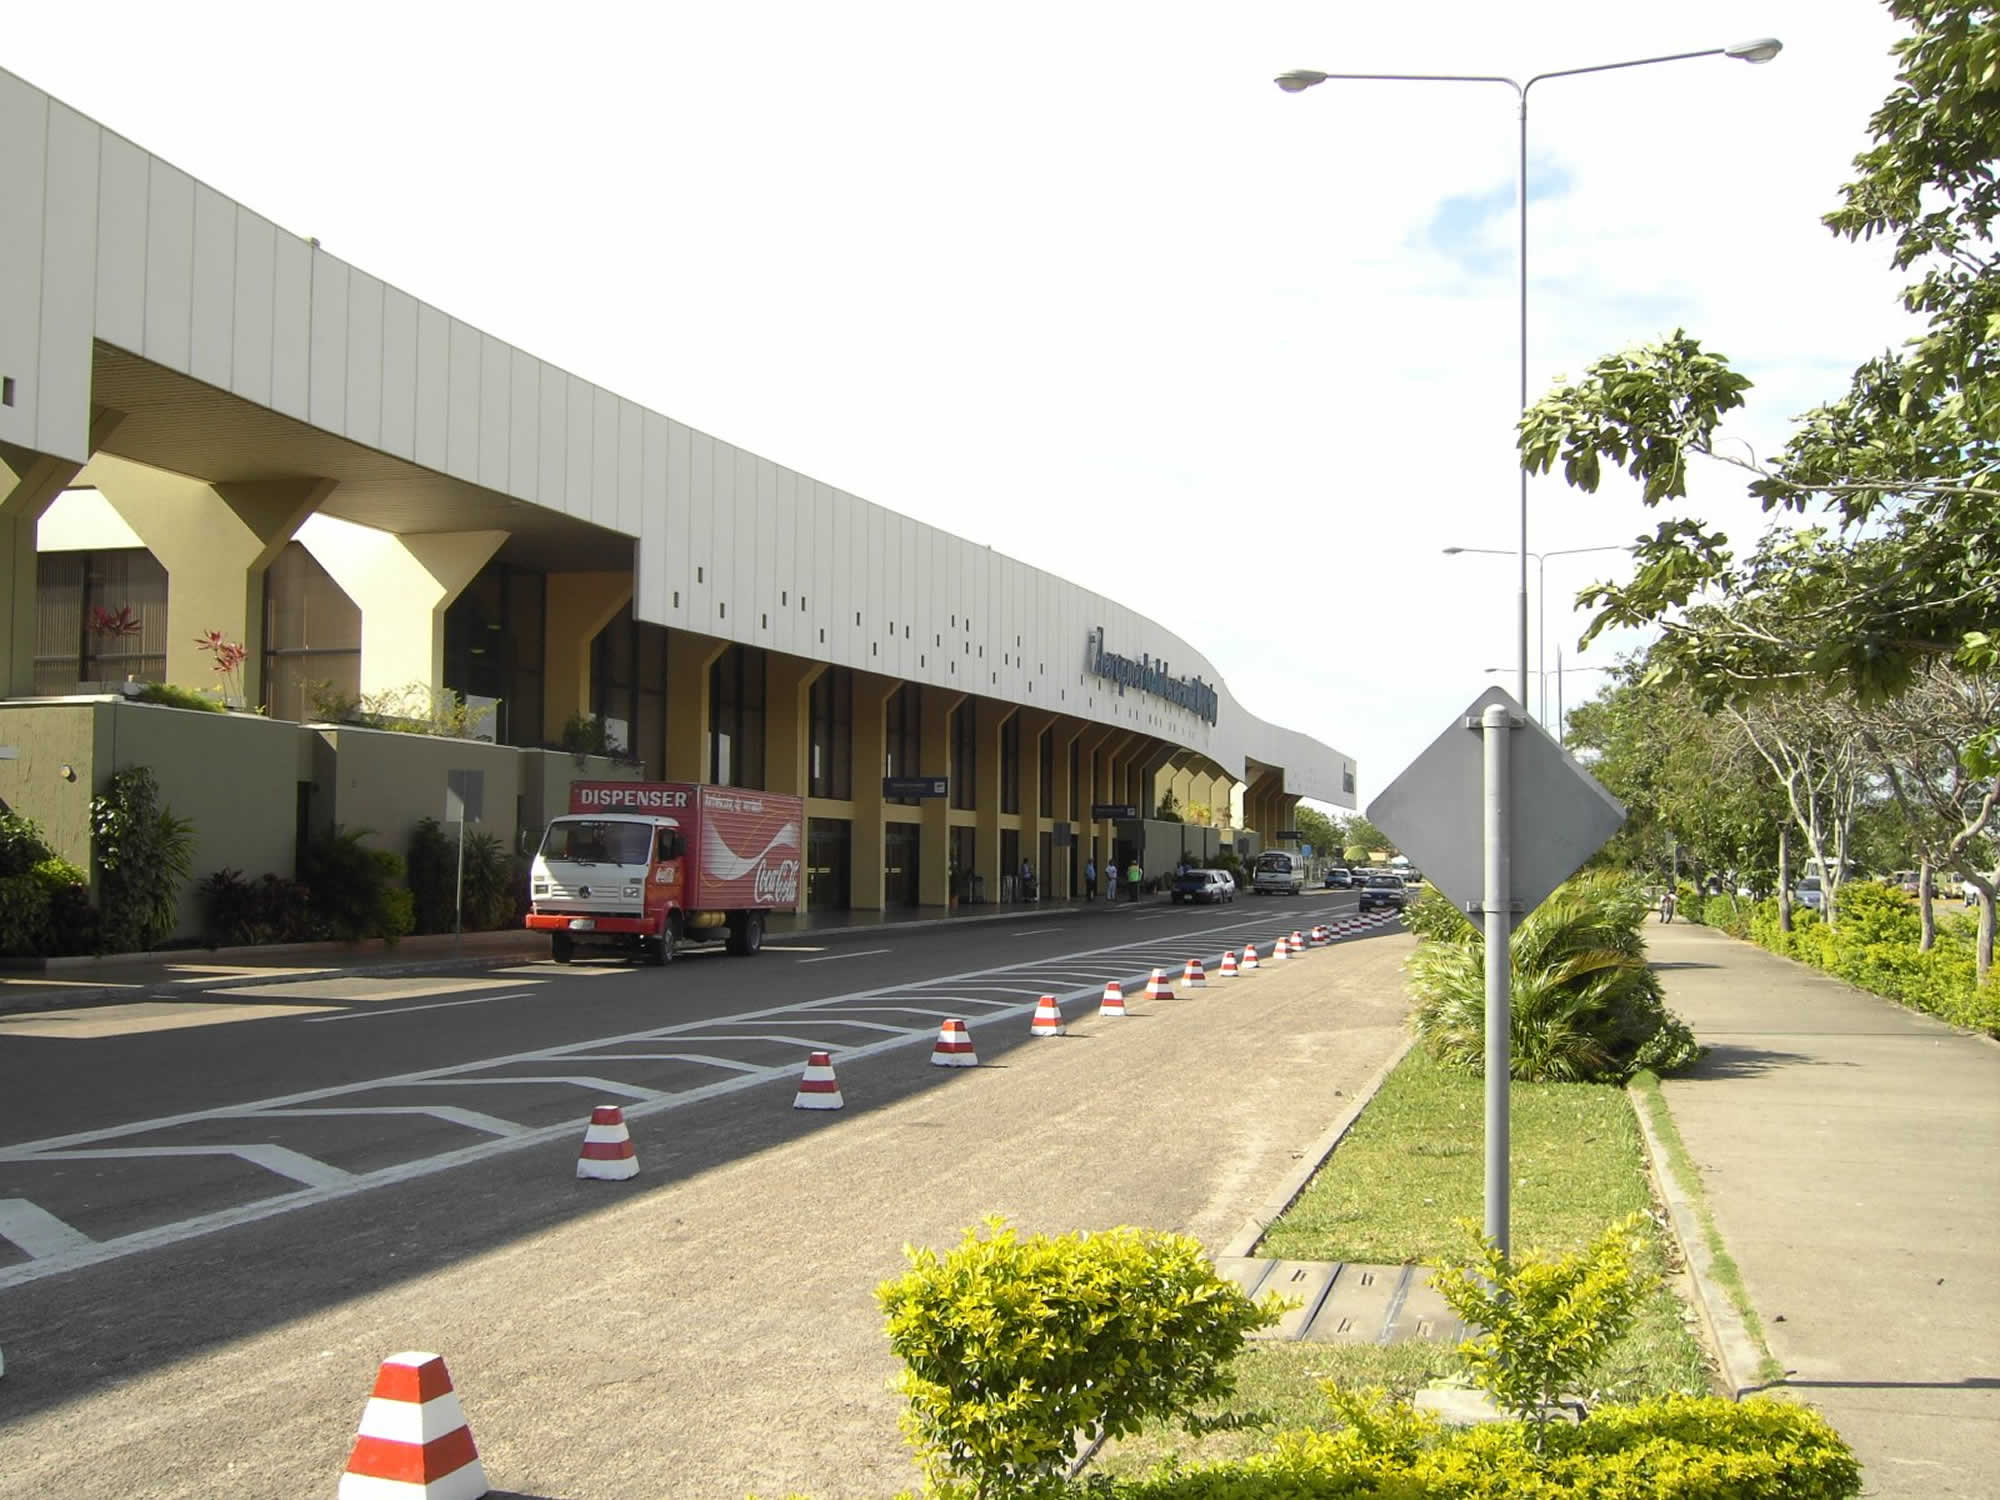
[526,911,653,935]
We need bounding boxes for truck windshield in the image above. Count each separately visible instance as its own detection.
[540,820,654,866]
[1255,854,1291,873]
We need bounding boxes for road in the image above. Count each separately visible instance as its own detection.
[0,895,1413,1498]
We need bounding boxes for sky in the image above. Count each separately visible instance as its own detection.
[6,1,1918,809]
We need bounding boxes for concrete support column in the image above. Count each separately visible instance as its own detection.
[848,672,897,911]
[543,572,634,733]
[1276,791,1302,850]
[1015,708,1056,897]
[919,685,965,906]
[1049,721,1084,901]
[83,452,330,706]
[766,656,829,800]
[973,699,1015,901]
[298,514,504,700]
[1072,725,1115,890]
[663,631,729,782]
[0,410,124,699]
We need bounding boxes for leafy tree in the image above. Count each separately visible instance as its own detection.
[1517,0,2000,708]
[1339,813,1395,857]
[1294,804,1343,861]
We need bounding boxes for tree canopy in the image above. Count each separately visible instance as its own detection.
[1517,0,1999,708]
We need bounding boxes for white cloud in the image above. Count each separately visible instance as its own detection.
[6,0,1920,801]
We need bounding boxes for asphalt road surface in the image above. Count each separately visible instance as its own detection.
[0,897,1414,1499]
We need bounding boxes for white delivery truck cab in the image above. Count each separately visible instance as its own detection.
[1251,849,1304,895]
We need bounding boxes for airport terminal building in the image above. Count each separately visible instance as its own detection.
[0,67,1354,935]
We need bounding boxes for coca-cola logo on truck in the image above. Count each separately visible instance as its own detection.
[753,858,801,907]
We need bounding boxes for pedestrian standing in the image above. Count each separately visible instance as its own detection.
[1084,856,1097,903]
[1126,858,1142,904]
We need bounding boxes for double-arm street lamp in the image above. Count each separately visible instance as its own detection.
[1484,658,1613,745]
[1447,542,1626,724]
[1277,40,1782,712]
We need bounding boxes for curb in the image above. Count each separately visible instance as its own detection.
[1220,1031,1416,1259]
[1628,1086,1767,1401]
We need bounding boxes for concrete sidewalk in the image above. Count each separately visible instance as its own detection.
[1646,920,2000,1500]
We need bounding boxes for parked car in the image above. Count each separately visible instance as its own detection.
[1794,875,1824,912]
[1324,866,1354,889]
[1358,873,1410,912]
[1400,869,1425,887]
[1172,869,1236,905]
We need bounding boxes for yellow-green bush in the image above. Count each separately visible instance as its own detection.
[1110,1394,1859,1498]
[877,1218,1283,1497]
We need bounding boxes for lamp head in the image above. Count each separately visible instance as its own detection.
[1441,546,1464,555]
[1724,37,1782,63]
[1275,69,1329,92]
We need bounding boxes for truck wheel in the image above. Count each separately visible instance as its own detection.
[646,914,678,966]
[551,934,574,965]
[727,911,764,957]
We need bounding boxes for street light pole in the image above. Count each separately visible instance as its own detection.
[1449,543,1625,725]
[1281,39,1781,720]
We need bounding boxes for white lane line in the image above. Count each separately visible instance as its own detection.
[420,1076,669,1104]
[796,948,892,964]
[557,1052,766,1074]
[300,990,537,1024]
[242,1106,526,1139]
[1011,927,1060,937]
[30,1145,354,1190]
[0,1198,95,1258]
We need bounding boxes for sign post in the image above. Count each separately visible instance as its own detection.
[1368,686,1624,1254]
[445,770,485,939]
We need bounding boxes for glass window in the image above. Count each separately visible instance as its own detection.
[1000,712,1021,814]
[884,685,921,806]
[709,645,767,788]
[263,543,361,720]
[538,819,656,865]
[950,701,976,810]
[809,666,853,800]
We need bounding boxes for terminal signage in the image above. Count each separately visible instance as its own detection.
[883,775,949,799]
[1092,803,1139,820]
[1085,627,1219,725]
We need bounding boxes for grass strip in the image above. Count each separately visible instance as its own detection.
[1629,1069,1787,1388]
[1095,1046,1713,1480]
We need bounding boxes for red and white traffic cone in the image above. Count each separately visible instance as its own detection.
[1291,930,1306,953]
[1272,935,1290,961]
[1030,995,1065,1037]
[794,1050,845,1109]
[1240,942,1260,972]
[576,1104,638,1181]
[1217,949,1239,978]
[1182,957,1207,989]
[1100,981,1128,1018]
[1144,968,1174,1002]
[338,1351,488,1500]
[931,1018,978,1067]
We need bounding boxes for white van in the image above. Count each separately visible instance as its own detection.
[1251,850,1304,896]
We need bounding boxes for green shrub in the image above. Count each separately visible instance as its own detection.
[91,767,196,953]
[0,814,98,957]
[406,818,457,934]
[198,867,317,947]
[408,819,517,933]
[1110,1393,1859,1498]
[1401,885,1473,944]
[1407,872,1700,1082]
[1432,1214,1652,1446]
[300,828,414,943]
[878,1217,1283,1497]
[133,682,224,712]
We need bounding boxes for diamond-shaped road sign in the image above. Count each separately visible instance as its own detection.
[1367,687,1625,917]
